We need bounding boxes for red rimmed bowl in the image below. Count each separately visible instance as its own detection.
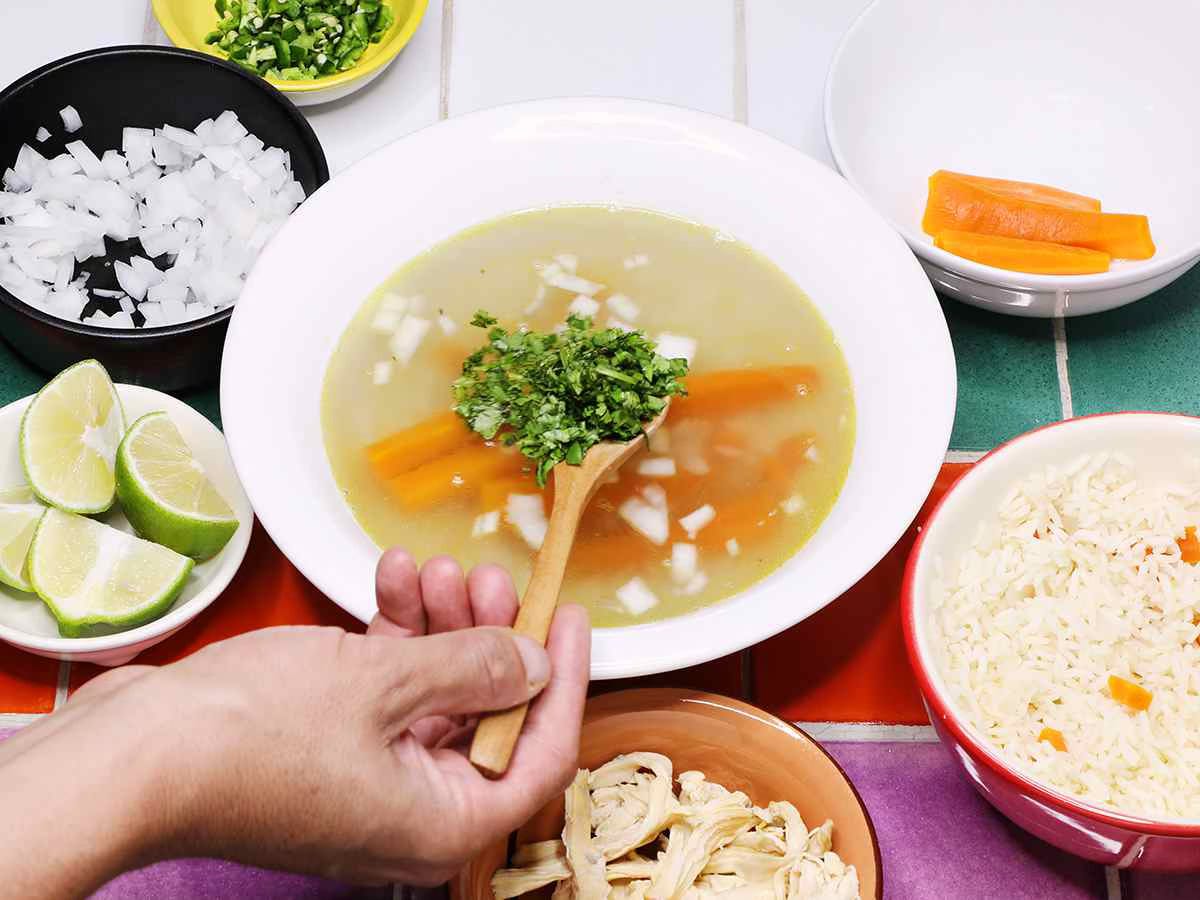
[452,688,882,899]
[903,412,1200,870]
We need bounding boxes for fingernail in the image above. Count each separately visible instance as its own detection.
[514,636,551,691]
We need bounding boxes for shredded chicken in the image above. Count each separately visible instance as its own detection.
[491,754,860,900]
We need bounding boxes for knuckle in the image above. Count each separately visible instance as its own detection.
[469,629,521,701]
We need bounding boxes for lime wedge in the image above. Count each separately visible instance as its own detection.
[28,508,193,637]
[20,360,125,514]
[115,411,239,561]
[0,485,37,504]
[0,500,46,592]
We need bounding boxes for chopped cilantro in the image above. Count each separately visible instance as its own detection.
[452,311,689,485]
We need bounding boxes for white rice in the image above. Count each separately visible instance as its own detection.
[932,452,1200,820]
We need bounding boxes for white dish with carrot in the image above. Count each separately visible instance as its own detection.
[826,0,1200,317]
[220,98,955,678]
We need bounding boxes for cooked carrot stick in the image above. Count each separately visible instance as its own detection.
[946,172,1101,212]
[672,366,819,420]
[387,443,525,509]
[923,171,1155,259]
[1178,526,1200,564]
[367,411,475,480]
[1108,675,1153,712]
[934,230,1111,275]
[1038,727,1067,752]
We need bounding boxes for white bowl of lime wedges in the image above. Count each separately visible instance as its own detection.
[0,362,252,666]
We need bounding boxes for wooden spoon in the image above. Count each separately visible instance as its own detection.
[469,406,670,778]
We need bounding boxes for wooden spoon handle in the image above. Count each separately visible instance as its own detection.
[469,474,590,778]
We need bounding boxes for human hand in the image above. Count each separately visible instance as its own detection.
[0,550,590,898]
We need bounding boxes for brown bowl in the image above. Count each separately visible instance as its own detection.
[452,688,881,900]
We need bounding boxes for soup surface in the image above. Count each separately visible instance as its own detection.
[322,206,854,627]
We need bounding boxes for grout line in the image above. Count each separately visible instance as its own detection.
[732,0,748,124]
[1053,316,1074,420]
[54,661,70,709]
[1105,866,1122,900]
[143,1,159,42]
[945,449,985,464]
[438,0,455,120]
[0,713,46,728]
[794,722,937,743]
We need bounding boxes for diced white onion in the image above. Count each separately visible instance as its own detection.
[567,294,600,317]
[35,127,50,143]
[388,316,431,365]
[804,444,821,463]
[472,510,500,538]
[670,543,698,584]
[1,111,305,328]
[640,483,667,509]
[370,308,401,333]
[616,577,658,616]
[437,313,457,335]
[623,253,649,270]
[91,288,124,298]
[506,494,548,550]
[372,360,393,386]
[539,261,603,296]
[655,333,697,364]
[380,292,409,313]
[618,497,669,545]
[58,105,82,133]
[679,503,716,539]
[681,572,709,596]
[606,292,640,321]
[725,538,740,557]
[553,253,578,272]
[780,495,806,516]
[524,283,547,315]
[637,457,676,477]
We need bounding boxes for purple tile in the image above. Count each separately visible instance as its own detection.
[92,862,392,899]
[824,741,1106,900]
[1124,870,1200,899]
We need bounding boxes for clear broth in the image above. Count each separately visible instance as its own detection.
[322,206,855,627]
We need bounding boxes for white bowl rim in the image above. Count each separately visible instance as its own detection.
[221,95,957,679]
[905,411,1200,834]
[0,384,252,655]
[822,0,1200,294]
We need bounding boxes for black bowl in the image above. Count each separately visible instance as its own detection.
[0,46,329,391]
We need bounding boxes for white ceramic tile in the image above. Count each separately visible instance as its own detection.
[448,0,736,119]
[302,5,442,173]
[0,0,147,89]
[744,0,870,167]
[142,3,442,174]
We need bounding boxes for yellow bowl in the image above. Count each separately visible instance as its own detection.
[152,0,428,106]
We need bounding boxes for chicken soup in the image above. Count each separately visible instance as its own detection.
[322,206,854,627]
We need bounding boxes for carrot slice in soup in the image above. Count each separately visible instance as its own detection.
[922,170,1155,259]
[673,366,819,420]
[944,171,1101,212]
[1037,727,1067,752]
[367,411,474,480]
[1178,526,1200,564]
[934,230,1111,275]
[387,443,525,509]
[1108,675,1153,712]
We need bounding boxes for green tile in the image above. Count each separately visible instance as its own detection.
[941,297,1062,451]
[0,338,222,428]
[1067,264,1200,416]
[0,340,44,409]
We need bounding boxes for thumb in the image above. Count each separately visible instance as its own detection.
[380,626,551,726]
